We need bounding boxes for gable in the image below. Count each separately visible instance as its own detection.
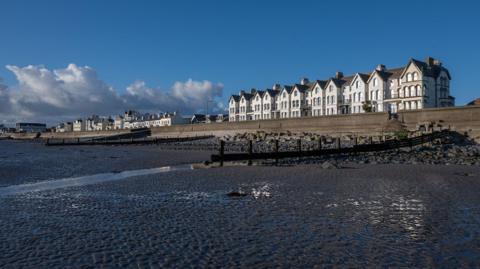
[400,60,422,79]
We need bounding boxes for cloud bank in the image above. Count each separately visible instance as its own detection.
[0,64,224,125]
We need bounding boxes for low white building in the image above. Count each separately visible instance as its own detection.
[73,119,86,132]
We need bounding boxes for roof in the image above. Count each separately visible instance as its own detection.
[407,58,451,79]
[281,85,294,94]
[264,89,279,97]
[293,84,310,93]
[358,73,371,83]
[467,98,480,106]
[230,95,240,102]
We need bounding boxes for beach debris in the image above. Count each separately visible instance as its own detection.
[455,172,475,177]
[227,190,248,197]
[321,161,338,169]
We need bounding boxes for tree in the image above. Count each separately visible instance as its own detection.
[362,101,373,113]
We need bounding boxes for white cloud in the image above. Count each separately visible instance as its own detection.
[0,64,225,125]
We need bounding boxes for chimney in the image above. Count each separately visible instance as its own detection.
[240,90,245,95]
[272,83,281,90]
[433,59,442,66]
[335,71,344,79]
[250,88,257,95]
[376,64,386,71]
[300,77,309,85]
[425,57,435,66]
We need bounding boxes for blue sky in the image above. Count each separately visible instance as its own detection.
[0,0,479,123]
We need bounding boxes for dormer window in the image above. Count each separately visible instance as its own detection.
[406,73,412,82]
[315,87,318,94]
[294,90,298,97]
[413,72,418,81]
[373,78,378,87]
[356,81,359,89]
[283,92,286,98]
[329,85,333,92]
[256,96,259,101]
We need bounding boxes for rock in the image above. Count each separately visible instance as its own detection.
[227,191,248,197]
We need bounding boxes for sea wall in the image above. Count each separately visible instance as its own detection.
[150,112,394,138]
[7,105,480,142]
[399,105,480,141]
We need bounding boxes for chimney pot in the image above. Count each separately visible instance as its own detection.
[300,77,309,85]
[335,71,344,79]
[425,57,435,66]
[376,64,386,71]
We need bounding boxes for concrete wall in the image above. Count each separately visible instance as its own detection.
[150,112,393,138]
[399,105,480,141]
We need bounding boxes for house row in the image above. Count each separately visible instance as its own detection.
[229,57,454,122]
[55,110,229,133]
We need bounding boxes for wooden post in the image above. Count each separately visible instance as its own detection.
[247,140,253,166]
[62,139,65,145]
[275,139,279,166]
[297,139,302,155]
[77,138,80,144]
[46,138,50,145]
[336,138,341,149]
[219,140,225,167]
[369,137,373,145]
[318,138,322,152]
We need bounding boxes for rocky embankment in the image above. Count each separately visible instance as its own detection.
[166,130,479,167]
[266,144,480,168]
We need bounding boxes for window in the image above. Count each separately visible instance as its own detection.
[413,72,418,81]
[356,81,359,89]
[329,85,333,92]
[283,92,286,98]
[416,85,421,96]
[315,87,318,94]
[294,90,298,97]
[373,78,378,87]
[375,90,379,100]
[406,73,412,82]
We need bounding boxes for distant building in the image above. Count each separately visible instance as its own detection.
[205,114,229,124]
[15,122,47,133]
[73,119,86,132]
[114,115,124,129]
[191,114,206,124]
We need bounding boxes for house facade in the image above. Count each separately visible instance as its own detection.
[228,57,454,121]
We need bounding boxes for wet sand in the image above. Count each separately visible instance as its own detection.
[1,141,480,268]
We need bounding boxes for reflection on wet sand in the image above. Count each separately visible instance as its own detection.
[0,164,193,197]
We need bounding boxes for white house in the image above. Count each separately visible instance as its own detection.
[228,57,454,121]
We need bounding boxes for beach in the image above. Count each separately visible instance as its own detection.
[1,140,480,268]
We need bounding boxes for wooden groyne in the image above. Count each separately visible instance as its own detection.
[45,135,214,146]
[211,129,454,165]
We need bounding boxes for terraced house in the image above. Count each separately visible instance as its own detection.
[228,57,454,122]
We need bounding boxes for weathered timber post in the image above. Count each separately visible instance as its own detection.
[248,140,253,166]
[297,139,302,156]
[336,137,341,149]
[369,137,373,145]
[275,139,279,166]
[219,140,225,167]
[62,139,65,145]
[318,138,322,152]
[77,138,80,144]
[46,138,50,146]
